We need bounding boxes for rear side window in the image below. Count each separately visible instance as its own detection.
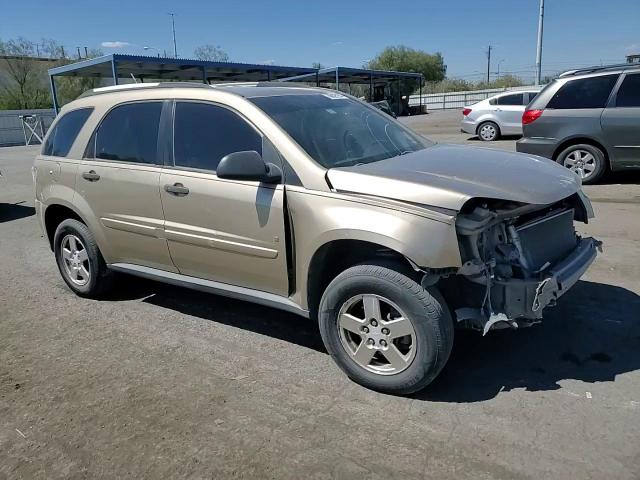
[547,74,618,109]
[43,108,92,157]
[615,74,640,107]
[173,102,262,172]
[496,93,525,105]
[94,102,163,164]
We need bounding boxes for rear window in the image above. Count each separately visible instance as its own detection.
[615,74,640,107]
[547,74,618,109]
[93,102,162,164]
[43,108,93,157]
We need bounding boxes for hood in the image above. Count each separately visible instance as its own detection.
[326,144,581,211]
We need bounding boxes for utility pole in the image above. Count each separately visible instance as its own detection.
[168,13,178,58]
[535,0,545,85]
[486,45,492,83]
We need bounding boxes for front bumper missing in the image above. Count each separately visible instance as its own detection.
[456,237,600,333]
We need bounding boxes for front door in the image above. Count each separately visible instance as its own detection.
[602,72,640,168]
[77,101,176,271]
[159,101,289,296]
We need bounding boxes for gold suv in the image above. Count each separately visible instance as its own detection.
[34,83,599,394]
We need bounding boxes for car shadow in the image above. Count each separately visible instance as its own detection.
[465,135,522,142]
[602,170,640,185]
[415,280,640,402]
[107,274,325,353]
[0,202,35,223]
[105,276,640,401]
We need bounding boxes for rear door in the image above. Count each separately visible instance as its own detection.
[495,93,527,134]
[77,101,176,271]
[159,101,289,296]
[601,72,640,169]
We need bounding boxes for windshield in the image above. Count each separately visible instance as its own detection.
[250,92,432,168]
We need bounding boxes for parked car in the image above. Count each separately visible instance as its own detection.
[34,83,599,394]
[461,89,541,141]
[517,64,640,184]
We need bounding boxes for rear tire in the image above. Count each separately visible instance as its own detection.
[477,121,500,141]
[318,263,454,395]
[556,143,606,184]
[53,219,114,298]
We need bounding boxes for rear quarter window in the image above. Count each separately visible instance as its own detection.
[547,74,619,109]
[43,108,93,157]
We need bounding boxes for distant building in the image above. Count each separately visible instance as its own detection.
[627,53,640,64]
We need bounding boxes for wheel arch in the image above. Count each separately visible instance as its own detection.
[306,239,416,321]
[43,203,88,250]
[552,136,611,168]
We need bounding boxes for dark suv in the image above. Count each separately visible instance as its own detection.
[517,64,640,184]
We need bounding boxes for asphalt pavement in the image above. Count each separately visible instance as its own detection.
[1,122,639,479]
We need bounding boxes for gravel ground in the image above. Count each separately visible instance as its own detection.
[1,121,640,480]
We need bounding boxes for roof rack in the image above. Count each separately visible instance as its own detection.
[78,82,214,99]
[558,63,639,78]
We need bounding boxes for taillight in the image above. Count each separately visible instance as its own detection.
[522,109,543,125]
[462,108,472,116]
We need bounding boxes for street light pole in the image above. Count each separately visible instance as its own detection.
[535,0,545,85]
[486,45,492,83]
[168,13,178,58]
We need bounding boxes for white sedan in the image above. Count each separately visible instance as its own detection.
[461,90,541,141]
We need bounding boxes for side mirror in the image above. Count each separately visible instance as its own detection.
[216,150,282,184]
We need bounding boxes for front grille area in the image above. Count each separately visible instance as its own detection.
[516,209,577,272]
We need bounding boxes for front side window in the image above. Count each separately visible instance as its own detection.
[615,74,640,107]
[43,108,93,157]
[94,102,162,164]
[173,102,262,172]
[250,93,430,169]
[547,74,618,109]
[496,93,524,106]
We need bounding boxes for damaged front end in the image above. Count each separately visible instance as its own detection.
[436,192,601,334]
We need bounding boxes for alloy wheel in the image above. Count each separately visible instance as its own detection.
[563,149,597,180]
[337,294,417,375]
[60,234,90,286]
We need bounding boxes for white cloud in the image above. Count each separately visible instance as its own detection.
[624,43,639,52]
[331,41,343,46]
[259,59,275,65]
[101,41,132,48]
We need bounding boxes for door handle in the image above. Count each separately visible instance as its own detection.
[82,170,100,182]
[164,183,189,196]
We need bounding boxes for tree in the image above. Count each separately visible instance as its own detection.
[0,37,60,109]
[194,45,229,62]
[365,45,446,82]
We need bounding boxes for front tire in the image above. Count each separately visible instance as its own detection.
[477,121,500,141]
[318,264,454,395]
[53,219,114,298]
[556,143,606,184]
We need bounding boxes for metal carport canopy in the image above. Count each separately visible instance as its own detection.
[281,66,423,86]
[47,54,317,113]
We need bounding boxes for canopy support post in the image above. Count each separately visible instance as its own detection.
[49,74,59,115]
[111,59,119,85]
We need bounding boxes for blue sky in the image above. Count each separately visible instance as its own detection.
[2,0,638,82]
